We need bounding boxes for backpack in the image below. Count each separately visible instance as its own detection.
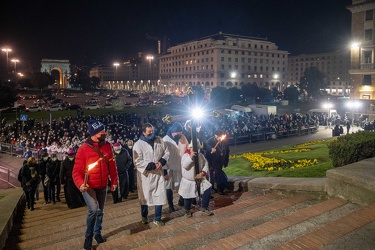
[18,166,24,182]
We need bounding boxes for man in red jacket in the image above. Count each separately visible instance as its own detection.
[73,119,118,250]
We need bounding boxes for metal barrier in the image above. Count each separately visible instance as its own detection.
[226,126,318,146]
[0,165,19,188]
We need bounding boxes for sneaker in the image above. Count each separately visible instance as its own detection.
[184,210,192,218]
[83,237,92,250]
[153,220,165,227]
[202,208,213,216]
[94,234,106,243]
[141,217,149,224]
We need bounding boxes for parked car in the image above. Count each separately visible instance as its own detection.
[46,104,63,111]
[51,98,63,104]
[26,105,43,112]
[124,102,135,108]
[153,99,166,106]
[64,94,76,98]
[102,103,113,109]
[137,101,152,107]
[66,104,82,110]
[84,104,100,109]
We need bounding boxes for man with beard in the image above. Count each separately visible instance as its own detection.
[133,123,170,227]
[73,119,118,250]
[112,142,132,203]
[206,130,230,195]
[60,149,85,209]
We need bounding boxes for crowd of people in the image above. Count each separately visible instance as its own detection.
[12,109,334,250]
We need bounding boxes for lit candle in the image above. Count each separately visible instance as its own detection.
[84,161,99,187]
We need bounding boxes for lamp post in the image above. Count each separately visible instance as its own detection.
[1,47,12,80]
[346,100,361,126]
[113,62,119,82]
[323,103,333,128]
[146,55,153,92]
[11,59,19,75]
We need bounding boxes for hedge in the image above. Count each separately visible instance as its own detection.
[328,131,375,168]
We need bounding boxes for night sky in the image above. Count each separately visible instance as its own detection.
[0,0,352,71]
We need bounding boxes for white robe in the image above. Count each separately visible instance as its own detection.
[162,134,188,189]
[178,151,211,199]
[133,136,170,206]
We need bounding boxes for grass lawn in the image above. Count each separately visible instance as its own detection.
[224,139,334,178]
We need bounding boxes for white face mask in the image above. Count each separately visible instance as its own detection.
[52,157,57,161]
[128,146,133,149]
[114,149,121,154]
[43,157,48,161]
[68,157,74,161]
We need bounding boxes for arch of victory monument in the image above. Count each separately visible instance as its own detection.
[41,59,70,88]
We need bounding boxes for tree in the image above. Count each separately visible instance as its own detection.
[90,76,101,89]
[271,87,282,101]
[227,87,242,104]
[241,83,259,103]
[70,70,90,90]
[0,81,18,108]
[30,72,55,90]
[297,67,328,100]
[210,87,228,107]
[283,85,300,102]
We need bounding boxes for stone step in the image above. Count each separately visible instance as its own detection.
[16,190,260,249]
[11,189,375,250]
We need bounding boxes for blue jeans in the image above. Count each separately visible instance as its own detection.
[82,187,107,238]
[141,204,163,221]
[184,188,211,210]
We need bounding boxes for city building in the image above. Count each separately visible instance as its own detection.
[288,50,352,96]
[89,64,115,84]
[103,53,159,92]
[348,0,375,100]
[158,32,289,95]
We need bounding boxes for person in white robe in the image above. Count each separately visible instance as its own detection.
[133,123,170,227]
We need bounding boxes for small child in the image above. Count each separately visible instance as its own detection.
[178,140,213,217]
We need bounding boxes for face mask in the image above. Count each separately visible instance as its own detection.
[196,127,201,133]
[173,134,182,141]
[145,133,155,141]
[128,146,133,149]
[114,149,121,154]
[97,134,106,142]
[52,157,57,161]
[68,157,74,161]
[43,157,48,161]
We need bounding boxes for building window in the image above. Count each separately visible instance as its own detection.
[366,10,373,21]
[363,50,372,63]
[363,75,372,85]
[365,29,373,41]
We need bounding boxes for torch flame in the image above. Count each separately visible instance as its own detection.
[87,160,99,171]
[220,135,226,141]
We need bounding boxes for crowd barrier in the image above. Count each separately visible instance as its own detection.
[225,126,318,146]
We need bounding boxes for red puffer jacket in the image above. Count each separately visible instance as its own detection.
[73,138,118,190]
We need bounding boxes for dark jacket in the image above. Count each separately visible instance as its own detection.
[114,148,132,176]
[21,163,40,191]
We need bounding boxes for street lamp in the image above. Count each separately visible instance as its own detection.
[113,62,119,82]
[11,59,19,74]
[146,55,154,92]
[1,47,12,79]
[323,103,333,128]
[346,100,361,126]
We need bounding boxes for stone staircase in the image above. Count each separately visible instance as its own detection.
[5,188,375,250]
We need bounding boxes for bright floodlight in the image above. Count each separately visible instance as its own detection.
[351,42,360,49]
[191,107,203,119]
[323,103,333,109]
[230,72,236,78]
[273,74,279,79]
[346,100,361,109]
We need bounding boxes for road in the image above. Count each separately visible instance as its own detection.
[230,125,362,155]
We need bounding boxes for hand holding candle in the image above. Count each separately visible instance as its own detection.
[213,134,226,149]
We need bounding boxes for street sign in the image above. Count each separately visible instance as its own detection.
[20,114,28,121]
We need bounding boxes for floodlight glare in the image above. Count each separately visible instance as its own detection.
[191,107,203,119]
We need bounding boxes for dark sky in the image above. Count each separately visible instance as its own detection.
[0,0,353,70]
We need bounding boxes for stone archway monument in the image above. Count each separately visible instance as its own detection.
[41,59,70,88]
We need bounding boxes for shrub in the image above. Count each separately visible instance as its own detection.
[328,131,375,168]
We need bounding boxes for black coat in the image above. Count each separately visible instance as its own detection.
[21,163,40,191]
